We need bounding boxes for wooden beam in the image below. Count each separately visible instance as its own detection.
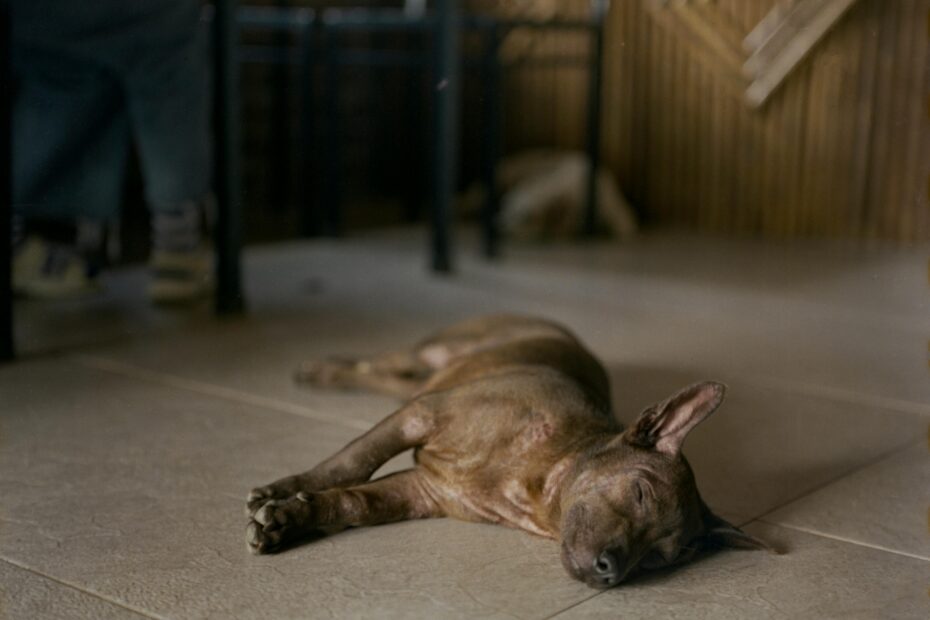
[746,0,858,107]
[744,0,824,77]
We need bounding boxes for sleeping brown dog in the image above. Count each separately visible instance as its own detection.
[246,315,771,588]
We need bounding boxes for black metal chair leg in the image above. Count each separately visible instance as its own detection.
[430,0,460,274]
[480,21,502,259]
[297,17,319,237]
[322,30,343,237]
[213,0,245,314]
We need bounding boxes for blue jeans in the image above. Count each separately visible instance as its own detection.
[12,0,211,221]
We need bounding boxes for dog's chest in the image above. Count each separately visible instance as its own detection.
[421,467,557,538]
[414,413,570,537]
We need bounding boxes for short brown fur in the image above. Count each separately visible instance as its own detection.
[246,315,771,588]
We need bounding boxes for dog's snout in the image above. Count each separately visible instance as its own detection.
[592,550,623,588]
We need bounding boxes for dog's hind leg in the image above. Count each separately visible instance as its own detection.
[248,469,441,554]
[295,350,431,399]
[247,398,436,515]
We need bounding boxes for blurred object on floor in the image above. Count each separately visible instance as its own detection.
[461,149,637,240]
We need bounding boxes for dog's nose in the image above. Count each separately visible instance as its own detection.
[592,551,623,587]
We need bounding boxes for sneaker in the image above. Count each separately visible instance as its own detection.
[148,197,214,305]
[148,245,214,305]
[13,237,99,299]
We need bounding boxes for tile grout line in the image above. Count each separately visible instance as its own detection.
[755,521,930,563]
[747,436,924,529]
[755,438,923,523]
[460,273,930,419]
[0,556,166,620]
[73,354,374,432]
[539,591,607,620]
[458,258,930,419]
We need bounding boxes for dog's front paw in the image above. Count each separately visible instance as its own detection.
[246,472,310,516]
[247,494,317,554]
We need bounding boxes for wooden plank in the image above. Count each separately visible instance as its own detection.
[864,0,899,237]
[646,12,666,219]
[678,2,747,74]
[746,0,858,107]
[848,0,881,237]
[747,0,860,108]
[758,54,783,235]
[745,0,798,52]
[898,0,924,240]
[631,0,652,208]
[788,61,811,236]
[825,8,862,236]
[744,0,825,76]
[917,0,930,238]
[644,1,748,98]
[880,0,915,237]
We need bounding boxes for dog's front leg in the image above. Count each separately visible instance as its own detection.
[247,399,437,515]
[247,469,440,554]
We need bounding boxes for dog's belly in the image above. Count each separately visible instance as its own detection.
[413,368,615,536]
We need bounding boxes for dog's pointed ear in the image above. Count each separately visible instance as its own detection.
[625,382,726,455]
[700,509,778,553]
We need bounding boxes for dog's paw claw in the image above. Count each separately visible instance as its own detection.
[254,500,288,528]
[247,521,278,554]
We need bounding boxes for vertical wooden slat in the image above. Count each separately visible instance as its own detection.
[671,33,688,225]
[881,0,915,238]
[633,0,652,211]
[831,9,856,235]
[895,0,926,240]
[650,14,669,222]
[849,0,881,237]
[866,0,899,237]
[917,0,930,238]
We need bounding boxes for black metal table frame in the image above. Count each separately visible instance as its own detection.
[0,0,606,361]
[237,2,608,272]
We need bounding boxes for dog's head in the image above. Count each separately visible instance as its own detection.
[559,381,771,588]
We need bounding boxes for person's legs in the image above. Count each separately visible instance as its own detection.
[123,1,213,303]
[12,49,130,297]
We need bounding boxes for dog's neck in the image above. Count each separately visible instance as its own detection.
[540,433,615,532]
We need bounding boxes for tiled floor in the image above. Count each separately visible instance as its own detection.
[2,229,928,619]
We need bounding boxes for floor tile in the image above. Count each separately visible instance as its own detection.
[765,441,930,560]
[13,266,213,356]
[0,359,595,619]
[464,241,930,410]
[550,523,930,620]
[599,364,927,524]
[72,232,930,419]
[0,561,150,620]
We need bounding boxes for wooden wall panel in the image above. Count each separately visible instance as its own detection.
[502,0,930,240]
